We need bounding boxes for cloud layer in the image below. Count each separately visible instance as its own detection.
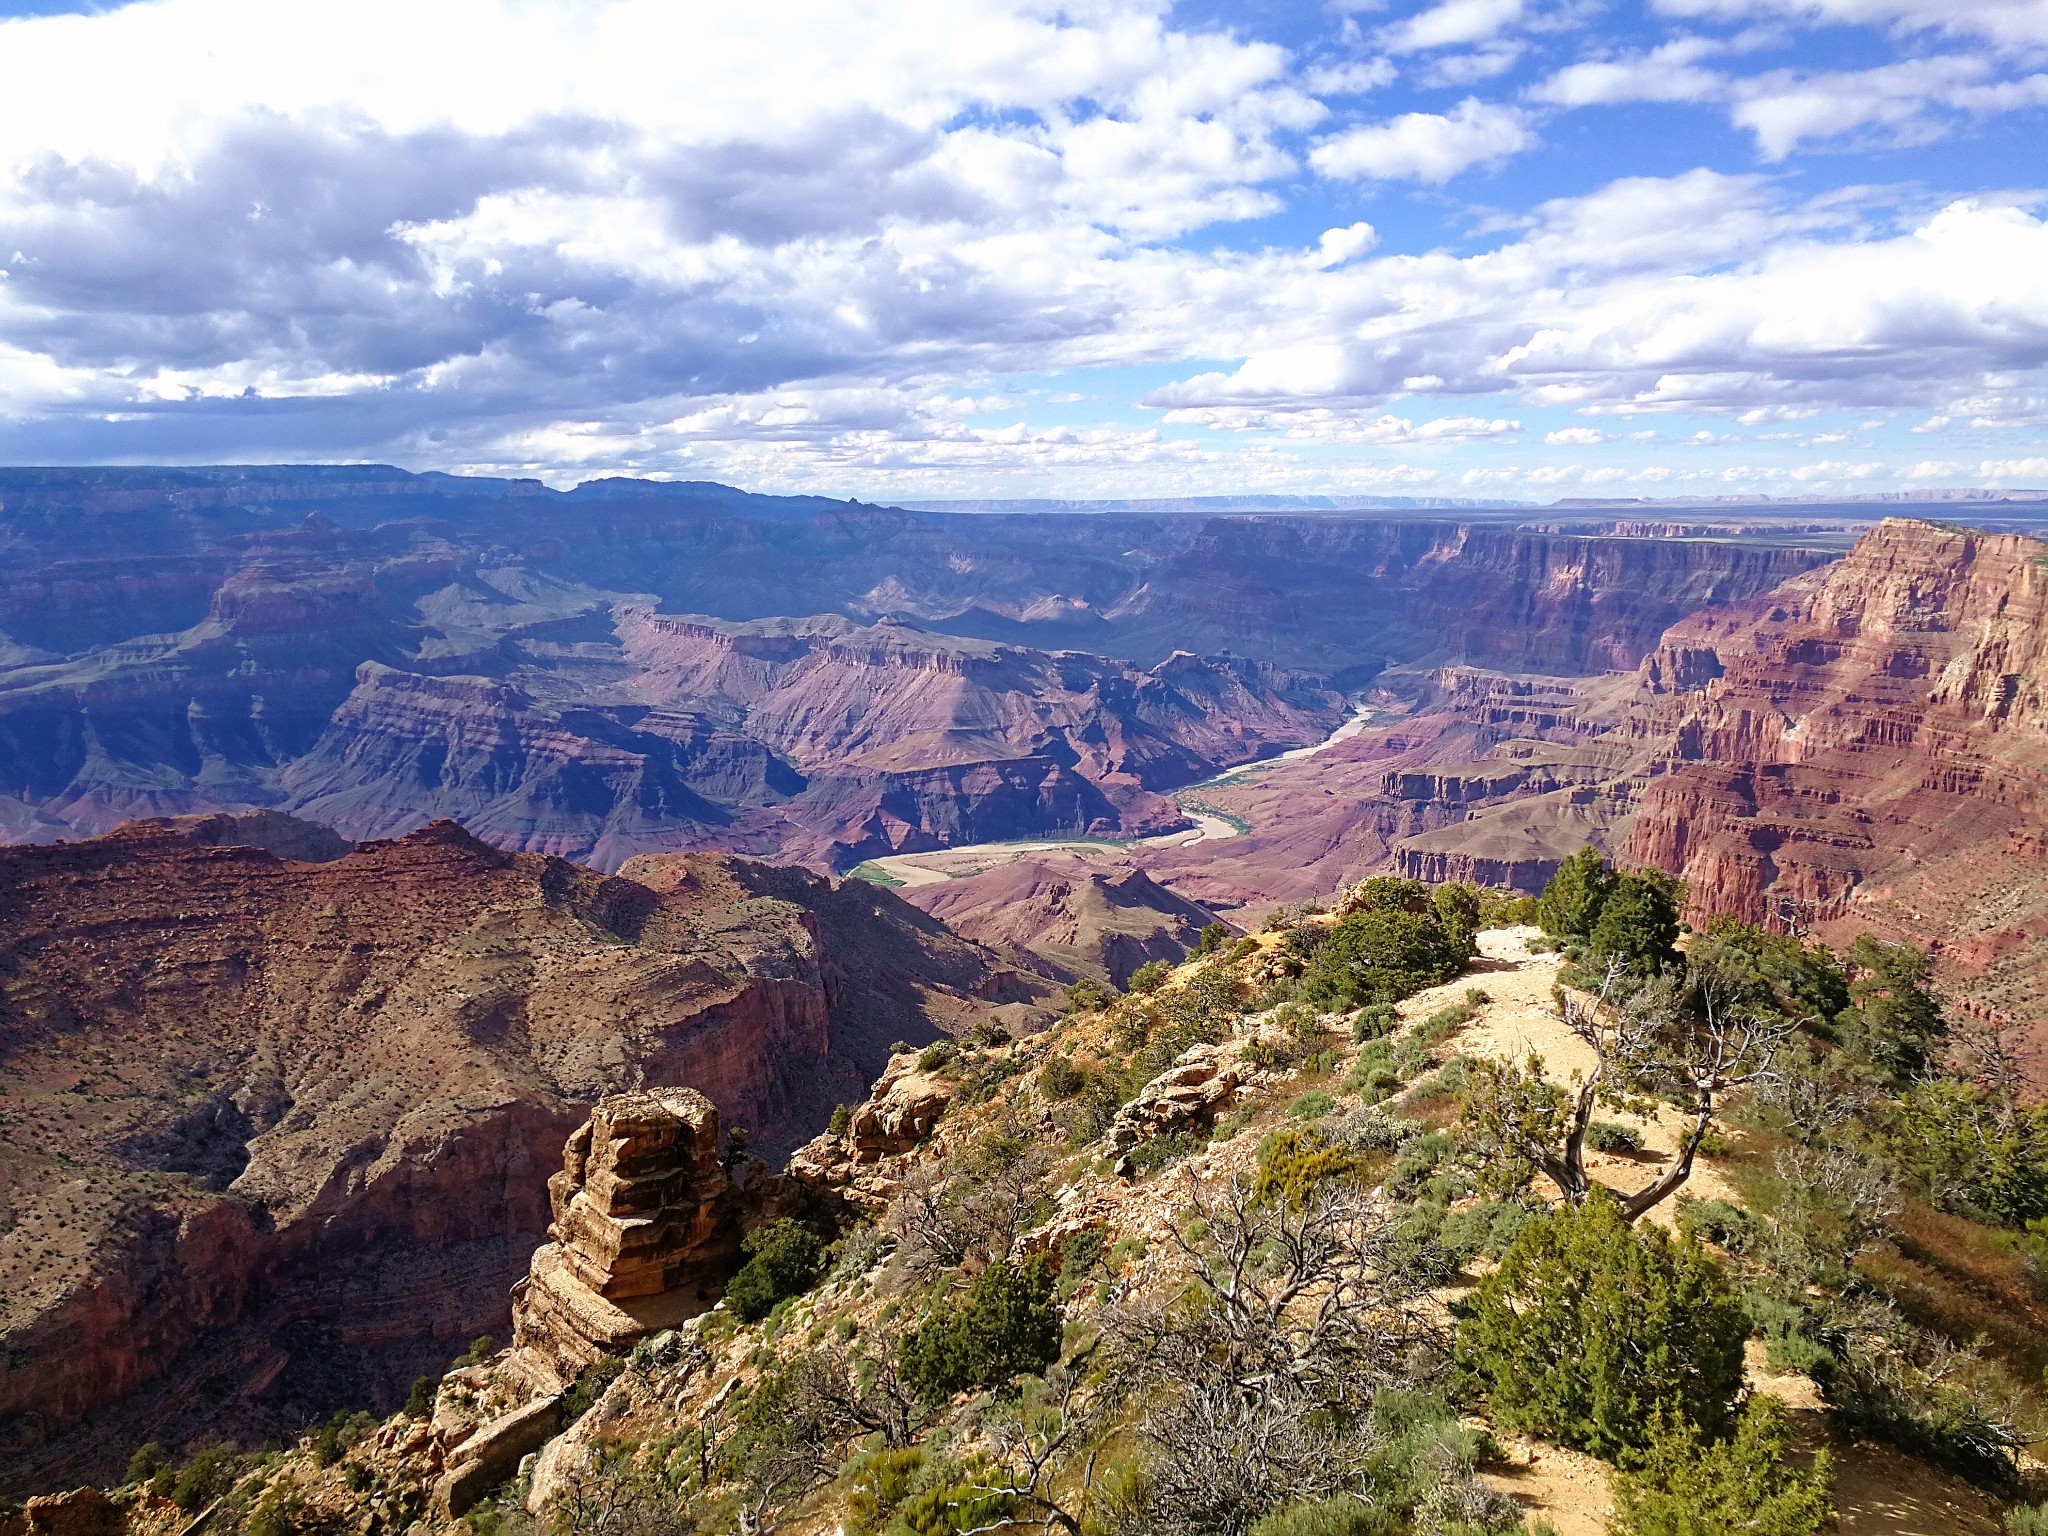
[0,0,2042,497]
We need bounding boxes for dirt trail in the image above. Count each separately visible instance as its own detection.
[1445,926,1740,1221]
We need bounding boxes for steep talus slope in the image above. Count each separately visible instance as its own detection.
[0,468,1828,866]
[896,855,1231,986]
[0,819,1050,1492]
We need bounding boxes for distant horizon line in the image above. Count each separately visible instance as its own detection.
[1,462,2045,515]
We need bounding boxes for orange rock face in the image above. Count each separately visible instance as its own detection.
[0,819,1043,1494]
[547,1090,729,1301]
[1614,520,2048,1037]
[509,1090,738,1392]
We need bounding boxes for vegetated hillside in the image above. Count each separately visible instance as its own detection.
[1134,519,2048,1057]
[50,869,2048,1536]
[0,817,1053,1492]
[0,467,1828,866]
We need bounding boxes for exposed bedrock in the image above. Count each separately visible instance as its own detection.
[0,819,1048,1493]
[0,468,1826,865]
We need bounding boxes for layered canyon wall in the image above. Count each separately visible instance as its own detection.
[0,818,1046,1493]
[0,468,1831,869]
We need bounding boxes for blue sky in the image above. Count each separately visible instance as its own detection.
[0,0,2043,500]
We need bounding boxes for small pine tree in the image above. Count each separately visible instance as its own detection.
[1453,1191,1748,1460]
[1127,959,1173,994]
[1841,935,1946,1081]
[897,1256,1061,1404]
[724,1219,824,1323]
[1537,847,1617,939]
[1588,871,1683,974]
[1609,1398,1833,1536]
[1431,882,1484,955]
[1300,908,1470,1010]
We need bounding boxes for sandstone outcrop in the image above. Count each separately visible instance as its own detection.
[0,820,1050,1494]
[509,1090,734,1393]
[1105,1044,1242,1174]
[844,1057,956,1162]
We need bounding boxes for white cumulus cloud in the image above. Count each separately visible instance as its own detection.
[1309,98,1535,181]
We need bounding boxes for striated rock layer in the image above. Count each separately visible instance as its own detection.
[899,857,1231,987]
[0,819,1051,1494]
[510,1090,735,1393]
[0,467,1830,868]
[1132,520,2048,1057]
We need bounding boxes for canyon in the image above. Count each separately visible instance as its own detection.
[1102,517,2048,1049]
[0,815,1050,1493]
[0,467,1834,868]
[15,468,2048,1493]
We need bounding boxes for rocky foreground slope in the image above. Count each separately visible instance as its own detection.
[0,818,1052,1492]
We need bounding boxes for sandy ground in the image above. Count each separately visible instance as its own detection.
[863,812,1241,887]
[1447,928,1742,1222]
[1442,929,2017,1533]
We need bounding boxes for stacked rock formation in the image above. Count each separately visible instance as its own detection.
[1106,1044,1241,1176]
[509,1089,735,1393]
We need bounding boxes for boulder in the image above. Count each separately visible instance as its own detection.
[1105,1044,1240,1168]
[846,1056,953,1160]
[19,1490,120,1536]
[432,1395,562,1517]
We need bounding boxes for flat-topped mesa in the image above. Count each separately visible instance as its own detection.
[510,1090,736,1392]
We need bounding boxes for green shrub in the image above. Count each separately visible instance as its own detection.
[1301,908,1471,1011]
[2008,1505,2048,1536]
[829,1103,854,1137]
[1584,1121,1645,1154]
[1195,923,1232,956]
[1054,1227,1106,1297]
[1352,1003,1399,1042]
[1454,1192,1748,1459]
[1537,847,1617,940]
[1609,1398,1833,1536]
[1248,1496,1391,1536]
[1069,978,1117,1013]
[842,1445,925,1534]
[560,1355,626,1423]
[244,1485,301,1536]
[1464,987,1491,1005]
[1894,1080,2048,1228]
[1588,871,1684,975]
[887,1469,1017,1536]
[169,1446,237,1515]
[725,1219,825,1323]
[310,1410,375,1467]
[404,1373,442,1417]
[1128,1130,1203,1176]
[1288,1090,1335,1121]
[1127,959,1173,994]
[917,1039,960,1073]
[1255,1126,1365,1208]
[1417,1003,1478,1044]
[1039,1054,1086,1099]
[897,1257,1061,1404]
[124,1443,169,1487]
[1432,883,1484,952]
